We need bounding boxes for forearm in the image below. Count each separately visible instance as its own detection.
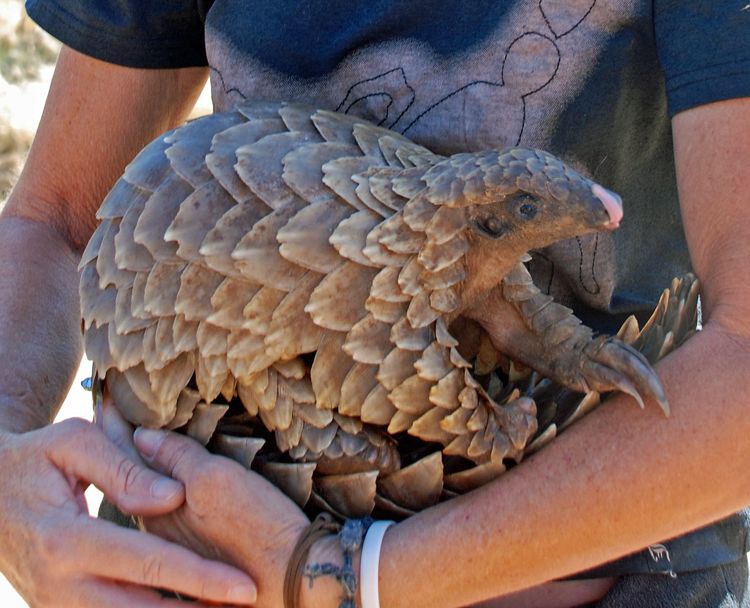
[0,215,83,432]
[378,322,750,607]
[0,48,207,432]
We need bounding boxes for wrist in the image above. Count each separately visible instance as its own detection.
[299,534,359,608]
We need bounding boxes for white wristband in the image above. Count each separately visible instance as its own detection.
[360,520,394,608]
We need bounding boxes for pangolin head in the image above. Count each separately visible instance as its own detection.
[410,147,623,311]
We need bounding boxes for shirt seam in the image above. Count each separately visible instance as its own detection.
[667,69,750,94]
[665,55,750,79]
[27,0,204,48]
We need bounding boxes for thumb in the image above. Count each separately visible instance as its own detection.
[47,419,185,516]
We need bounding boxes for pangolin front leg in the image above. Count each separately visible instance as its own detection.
[386,319,539,466]
[471,260,669,414]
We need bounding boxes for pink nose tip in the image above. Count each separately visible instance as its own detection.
[592,184,623,228]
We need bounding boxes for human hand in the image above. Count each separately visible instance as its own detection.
[0,417,257,607]
[99,395,310,607]
[134,430,312,607]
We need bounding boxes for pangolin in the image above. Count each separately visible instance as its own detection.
[80,101,698,518]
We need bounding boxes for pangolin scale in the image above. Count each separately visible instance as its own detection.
[80,101,698,518]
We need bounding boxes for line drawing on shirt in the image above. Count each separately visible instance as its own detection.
[210,65,247,101]
[539,0,596,39]
[358,0,599,143]
[399,31,560,144]
[210,0,599,147]
[335,67,415,128]
[576,234,601,296]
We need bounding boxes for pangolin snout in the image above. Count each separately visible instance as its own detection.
[592,184,623,229]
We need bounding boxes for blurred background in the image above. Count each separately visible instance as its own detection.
[0,0,58,207]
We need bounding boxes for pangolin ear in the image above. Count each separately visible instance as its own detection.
[472,216,510,239]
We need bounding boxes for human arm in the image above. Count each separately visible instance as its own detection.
[0,47,257,606]
[0,44,207,431]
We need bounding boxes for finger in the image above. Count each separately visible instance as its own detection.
[76,516,257,605]
[47,419,185,516]
[73,480,89,513]
[134,427,225,482]
[73,578,222,608]
[100,392,144,465]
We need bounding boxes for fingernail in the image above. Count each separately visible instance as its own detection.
[150,478,182,500]
[227,584,257,604]
[134,427,165,459]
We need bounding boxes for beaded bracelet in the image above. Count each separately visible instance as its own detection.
[283,514,374,608]
[284,513,341,608]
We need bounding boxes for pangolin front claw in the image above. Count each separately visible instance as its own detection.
[580,335,669,415]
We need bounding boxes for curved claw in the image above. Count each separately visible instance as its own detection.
[581,358,644,409]
[583,337,670,416]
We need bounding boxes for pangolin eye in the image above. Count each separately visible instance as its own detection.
[475,217,508,238]
[507,193,540,220]
[518,201,538,219]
